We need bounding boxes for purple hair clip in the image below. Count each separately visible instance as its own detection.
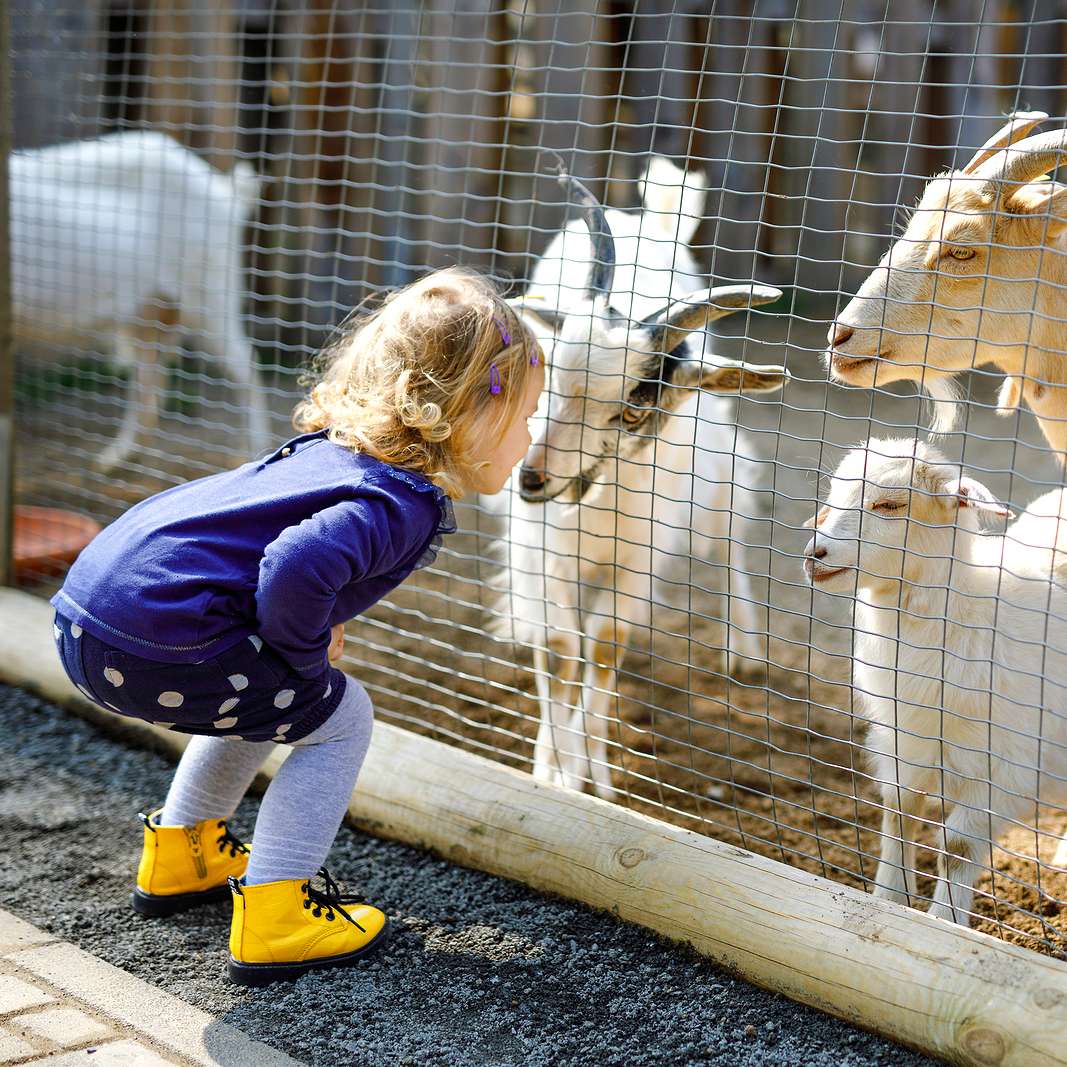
[489,312,540,393]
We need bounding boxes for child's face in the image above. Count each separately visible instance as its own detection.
[465,362,545,495]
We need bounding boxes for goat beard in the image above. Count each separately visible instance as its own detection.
[923,375,963,435]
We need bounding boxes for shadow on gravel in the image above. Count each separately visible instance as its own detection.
[0,684,937,1067]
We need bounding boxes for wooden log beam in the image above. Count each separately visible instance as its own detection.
[1,587,1065,1067]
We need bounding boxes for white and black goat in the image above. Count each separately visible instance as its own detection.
[12,130,269,469]
[498,164,788,799]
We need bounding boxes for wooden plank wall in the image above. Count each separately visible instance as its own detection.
[46,0,1067,351]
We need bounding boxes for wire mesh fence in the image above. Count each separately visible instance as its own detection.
[11,0,1067,961]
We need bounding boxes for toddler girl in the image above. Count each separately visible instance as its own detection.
[51,267,544,985]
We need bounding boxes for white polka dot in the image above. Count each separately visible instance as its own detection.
[324,683,332,699]
[153,721,174,729]
[272,734,287,743]
[228,674,248,691]
[214,716,239,729]
[274,723,292,736]
[103,667,124,687]
[218,697,239,715]
[70,624,82,638]
[273,689,295,709]
[157,691,184,708]
[53,624,62,643]
[248,635,263,652]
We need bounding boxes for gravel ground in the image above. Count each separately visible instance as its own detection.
[0,683,938,1067]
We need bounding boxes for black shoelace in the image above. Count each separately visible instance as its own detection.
[300,867,366,931]
[216,821,249,858]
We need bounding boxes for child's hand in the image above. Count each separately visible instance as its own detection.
[328,623,346,663]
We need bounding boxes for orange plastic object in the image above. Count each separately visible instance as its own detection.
[13,505,101,584]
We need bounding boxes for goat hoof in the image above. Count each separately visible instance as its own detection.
[727,653,768,684]
[592,781,618,803]
[871,885,909,906]
[928,902,970,926]
[94,449,128,474]
[532,764,565,789]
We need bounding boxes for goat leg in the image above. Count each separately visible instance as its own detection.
[95,320,166,472]
[532,634,582,788]
[569,616,630,801]
[928,784,1006,926]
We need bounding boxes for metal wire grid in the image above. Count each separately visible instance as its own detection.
[9,0,1067,956]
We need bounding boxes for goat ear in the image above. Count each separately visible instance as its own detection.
[507,296,566,333]
[801,506,829,530]
[997,375,1023,415]
[1004,180,1067,236]
[697,359,789,394]
[947,476,1013,518]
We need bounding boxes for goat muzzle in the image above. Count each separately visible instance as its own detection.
[828,322,853,347]
[519,465,547,499]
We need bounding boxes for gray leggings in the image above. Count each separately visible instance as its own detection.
[160,677,373,885]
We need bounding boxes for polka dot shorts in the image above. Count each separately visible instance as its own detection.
[53,613,346,743]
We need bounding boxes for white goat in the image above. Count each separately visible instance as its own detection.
[827,111,1067,452]
[805,437,1067,925]
[500,164,787,799]
[12,130,269,469]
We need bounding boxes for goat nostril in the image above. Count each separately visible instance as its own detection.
[520,467,545,494]
[830,322,854,348]
[813,546,827,560]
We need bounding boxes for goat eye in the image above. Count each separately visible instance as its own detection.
[872,500,905,512]
[946,247,975,261]
[620,406,645,427]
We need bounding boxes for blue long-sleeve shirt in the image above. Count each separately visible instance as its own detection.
[52,430,456,676]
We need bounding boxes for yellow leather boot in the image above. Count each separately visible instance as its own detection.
[132,809,249,917]
[227,867,389,985]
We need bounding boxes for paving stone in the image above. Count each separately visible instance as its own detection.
[28,1038,179,1065]
[0,975,52,1014]
[8,942,301,1066]
[0,1026,38,1064]
[14,1005,111,1046]
[0,910,55,956]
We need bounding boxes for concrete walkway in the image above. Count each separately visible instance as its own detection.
[0,910,301,1067]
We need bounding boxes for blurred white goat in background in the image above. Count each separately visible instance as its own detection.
[12,130,269,469]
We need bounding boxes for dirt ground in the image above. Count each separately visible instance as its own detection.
[15,309,1067,957]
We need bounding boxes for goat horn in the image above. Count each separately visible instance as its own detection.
[553,164,616,302]
[960,111,1048,174]
[974,128,1067,187]
[644,284,782,353]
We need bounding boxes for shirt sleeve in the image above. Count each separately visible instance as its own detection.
[255,495,426,675]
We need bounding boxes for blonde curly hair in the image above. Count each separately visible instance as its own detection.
[293,267,542,499]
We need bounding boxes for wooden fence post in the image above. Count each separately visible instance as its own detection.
[143,0,241,170]
[510,0,613,285]
[0,0,12,588]
[418,0,507,272]
[775,5,856,298]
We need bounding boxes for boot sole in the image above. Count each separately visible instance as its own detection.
[131,884,232,918]
[226,919,391,986]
